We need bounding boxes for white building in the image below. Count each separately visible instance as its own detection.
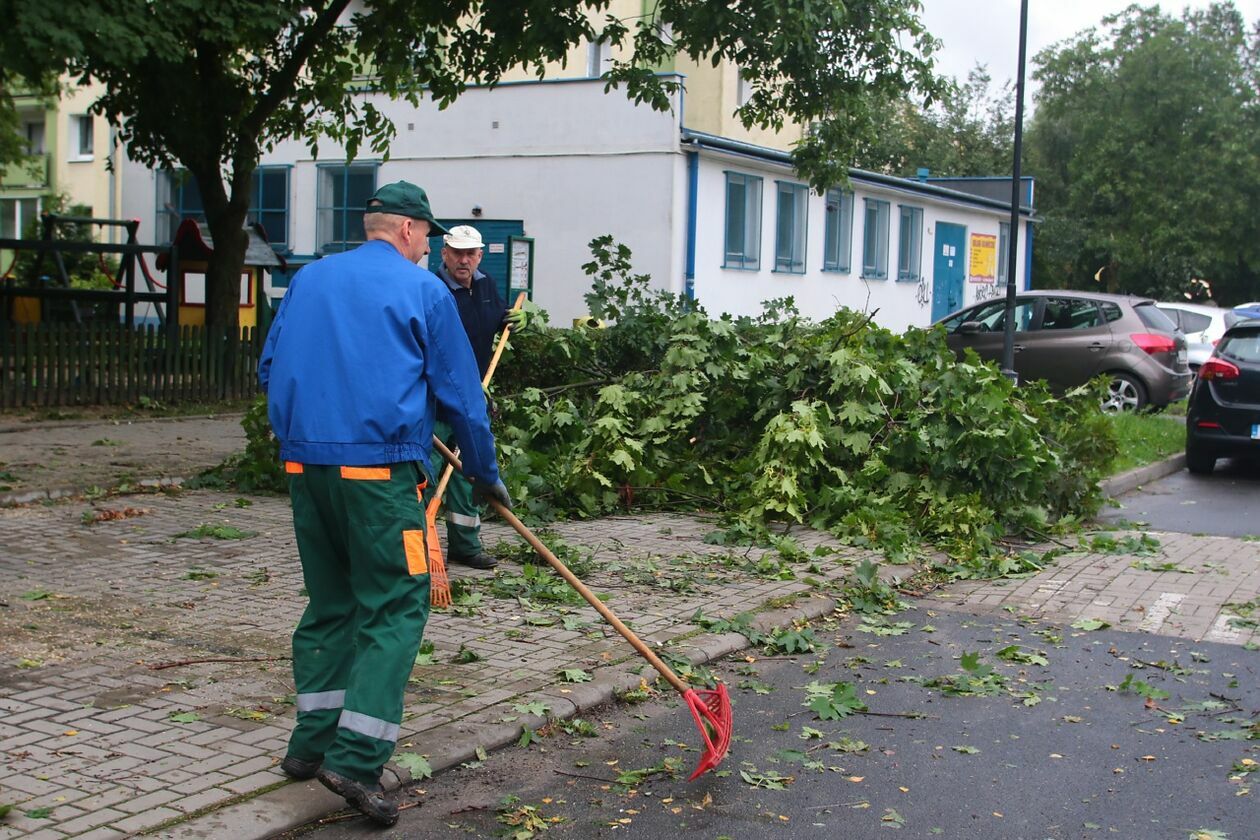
[120,75,1033,331]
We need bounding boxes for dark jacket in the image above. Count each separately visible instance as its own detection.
[435,265,507,378]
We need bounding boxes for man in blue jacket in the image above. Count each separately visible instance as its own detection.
[258,181,509,826]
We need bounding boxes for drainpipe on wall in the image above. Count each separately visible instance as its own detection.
[684,150,698,302]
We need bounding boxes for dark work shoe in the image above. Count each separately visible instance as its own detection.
[451,551,497,570]
[317,768,398,827]
[280,754,321,780]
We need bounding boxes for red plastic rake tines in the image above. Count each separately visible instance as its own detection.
[430,436,732,779]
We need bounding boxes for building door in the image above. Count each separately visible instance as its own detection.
[428,219,525,302]
[931,223,967,322]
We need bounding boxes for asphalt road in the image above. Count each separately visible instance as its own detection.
[1100,458,1260,537]
[289,606,1258,840]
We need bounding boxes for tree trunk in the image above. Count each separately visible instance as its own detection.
[203,206,249,335]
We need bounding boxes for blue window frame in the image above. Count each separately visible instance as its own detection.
[248,167,290,250]
[997,222,1010,286]
[156,167,290,250]
[823,188,853,272]
[317,163,378,253]
[896,205,923,282]
[723,171,762,270]
[774,181,808,274]
[861,198,890,279]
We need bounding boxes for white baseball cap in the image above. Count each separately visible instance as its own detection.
[443,225,484,249]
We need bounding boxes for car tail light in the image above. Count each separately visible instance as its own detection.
[1198,358,1240,380]
[1196,421,1222,429]
[1130,333,1176,355]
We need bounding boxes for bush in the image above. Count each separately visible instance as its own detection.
[490,236,1117,565]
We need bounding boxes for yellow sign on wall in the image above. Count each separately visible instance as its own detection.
[969,233,997,283]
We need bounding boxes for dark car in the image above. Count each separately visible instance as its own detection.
[1184,318,1260,474]
[936,291,1192,412]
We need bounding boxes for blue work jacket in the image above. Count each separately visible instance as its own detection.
[258,240,500,485]
[435,265,508,378]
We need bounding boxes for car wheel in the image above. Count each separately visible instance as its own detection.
[1101,373,1147,413]
[1186,438,1216,475]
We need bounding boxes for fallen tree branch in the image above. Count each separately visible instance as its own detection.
[146,655,291,671]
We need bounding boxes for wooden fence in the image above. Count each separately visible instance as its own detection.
[0,322,260,408]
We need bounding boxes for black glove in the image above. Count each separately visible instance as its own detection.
[473,478,512,510]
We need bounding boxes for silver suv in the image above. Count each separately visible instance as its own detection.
[1156,302,1248,371]
[937,291,1192,412]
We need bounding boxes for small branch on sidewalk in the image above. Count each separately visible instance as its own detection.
[554,769,618,784]
[856,709,935,720]
[145,655,291,671]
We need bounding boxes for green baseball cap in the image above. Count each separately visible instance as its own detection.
[364,181,448,235]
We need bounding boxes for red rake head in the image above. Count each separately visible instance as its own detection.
[682,684,732,780]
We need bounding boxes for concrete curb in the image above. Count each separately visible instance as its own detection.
[152,594,840,839]
[1100,452,1186,498]
[0,476,186,508]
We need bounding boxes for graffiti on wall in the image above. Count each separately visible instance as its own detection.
[974,282,1003,302]
[915,277,931,308]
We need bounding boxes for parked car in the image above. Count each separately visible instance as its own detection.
[1184,317,1260,474]
[1156,302,1248,371]
[936,291,1192,412]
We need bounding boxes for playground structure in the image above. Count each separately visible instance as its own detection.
[1,214,275,407]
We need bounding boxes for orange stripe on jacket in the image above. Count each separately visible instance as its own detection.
[340,466,391,481]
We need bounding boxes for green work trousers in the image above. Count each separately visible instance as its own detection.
[285,460,432,785]
[433,420,484,559]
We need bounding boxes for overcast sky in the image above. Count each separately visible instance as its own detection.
[919,0,1260,91]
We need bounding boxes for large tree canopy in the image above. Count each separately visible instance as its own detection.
[0,0,942,331]
[1025,2,1260,304]
[852,65,1015,178]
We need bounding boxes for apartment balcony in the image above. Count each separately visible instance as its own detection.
[0,154,50,189]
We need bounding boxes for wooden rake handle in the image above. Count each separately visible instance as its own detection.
[430,435,690,697]
[430,291,528,506]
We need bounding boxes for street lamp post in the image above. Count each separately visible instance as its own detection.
[1000,0,1030,382]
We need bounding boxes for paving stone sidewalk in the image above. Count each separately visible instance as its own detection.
[0,490,866,839]
[1,413,1257,839]
[936,529,1260,646]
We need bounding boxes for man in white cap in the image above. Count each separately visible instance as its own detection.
[433,225,528,569]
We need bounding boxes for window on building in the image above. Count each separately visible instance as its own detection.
[248,168,289,250]
[736,72,753,107]
[155,171,205,243]
[71,115,93,159]
[861,198,890,279]
[896,205,923,282]
[723,172,762,270]
[823,189,853,272]
[774,181,808,273]
[156,168,290,250]
[997,222,1010,286]
[0,197,40,239]
[586,40,606,77]
[24,121,45,155]
[317,164,377,253]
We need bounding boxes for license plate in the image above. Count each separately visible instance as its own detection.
[1177,350,1187,364]
[1253,424,1260,440]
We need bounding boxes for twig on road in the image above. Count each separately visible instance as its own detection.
[146,655,291,670]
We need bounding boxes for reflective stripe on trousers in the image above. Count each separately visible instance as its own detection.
[296,689,346,713]
[338,709,400,743]
[446,511,480,528]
